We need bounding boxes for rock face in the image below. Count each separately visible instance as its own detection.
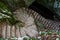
[0,8,38,39]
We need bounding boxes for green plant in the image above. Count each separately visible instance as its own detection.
[23,37,29,40]
[0,2,24,27]
[0,38,4,40]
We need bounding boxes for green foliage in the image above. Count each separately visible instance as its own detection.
[0,2,12,16]
[0,2,24,26]
[23,37,29,40]
[23,37,36,40]
[0,38,4,40]
[1,0,26,10]
[24,0,35,6]
[47,31,52,35]
[39,31,60,36]
[40,32,45,36]
[57,32,60,35]
[0,2,12,21]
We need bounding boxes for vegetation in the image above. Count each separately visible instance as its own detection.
[0,31,60,40]
[0,0,60,40]
[0,0,26,10]
[0,1,25,26]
